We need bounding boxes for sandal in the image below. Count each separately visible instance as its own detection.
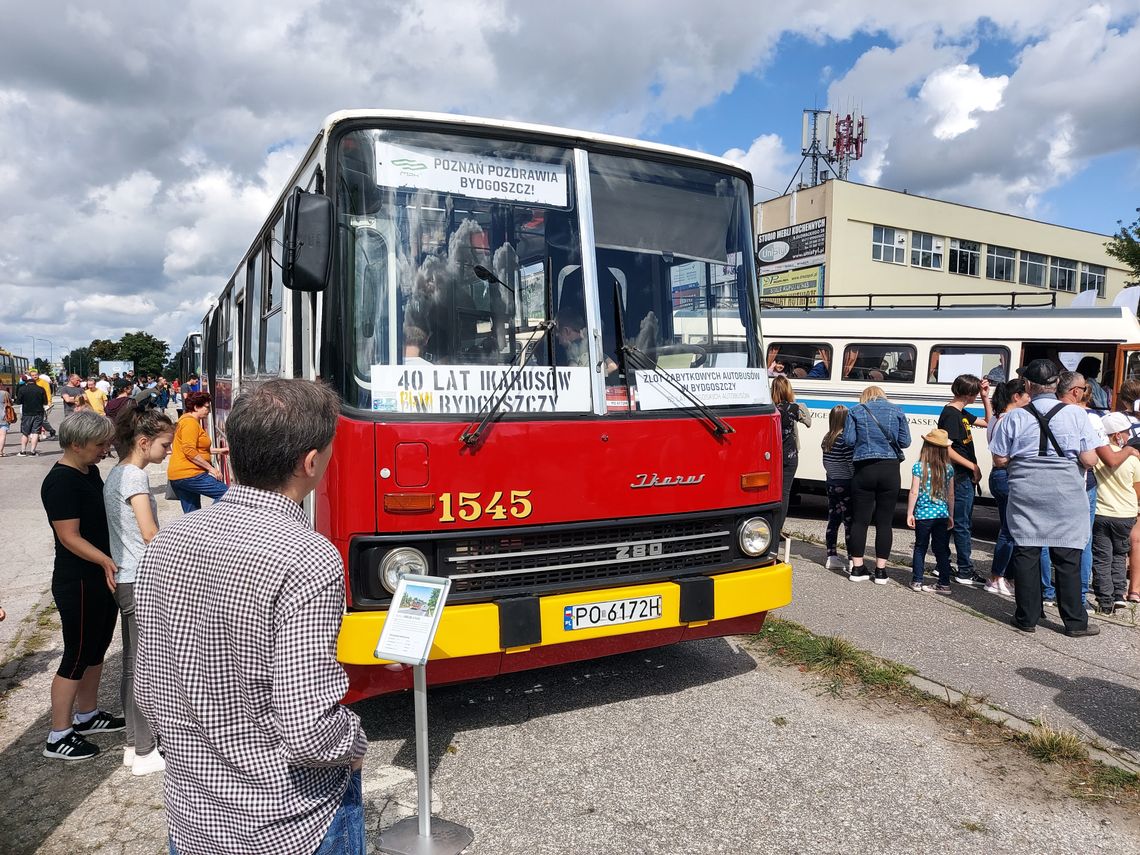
[1126,593,1140,604]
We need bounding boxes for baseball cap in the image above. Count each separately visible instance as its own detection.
[1016,359,1061,385]
[1101,412,1132,435]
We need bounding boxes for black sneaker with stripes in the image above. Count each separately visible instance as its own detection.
[73,710,126,735]
[43,731,99,761]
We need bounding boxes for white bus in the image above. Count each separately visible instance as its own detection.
[760,295,1140,496]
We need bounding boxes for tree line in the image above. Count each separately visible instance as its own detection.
[62,331,170,379]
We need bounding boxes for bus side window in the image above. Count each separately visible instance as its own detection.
[843,344,916,383]
[767,342,830,379]
[928,345,1010,384]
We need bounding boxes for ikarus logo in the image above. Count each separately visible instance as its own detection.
[758,241,790,263]
[390,157,428,179]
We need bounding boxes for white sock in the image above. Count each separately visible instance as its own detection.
[49,728,74,743]
[74,709,98,724]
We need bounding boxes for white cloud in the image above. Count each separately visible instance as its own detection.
[918,64,1007,140]
[2,0,1140,356]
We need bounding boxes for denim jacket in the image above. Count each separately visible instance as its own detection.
[841,398,912,462]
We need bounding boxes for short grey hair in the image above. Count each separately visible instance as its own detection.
[58,411,114,449]
[1026,379,1059,396]
[1057,371,1084,398]
[226,379,339,490]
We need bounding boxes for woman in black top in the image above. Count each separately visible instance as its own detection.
[40,411,125,761]
[772,376,811,537]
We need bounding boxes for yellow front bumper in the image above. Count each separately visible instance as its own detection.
[338,561,792,666]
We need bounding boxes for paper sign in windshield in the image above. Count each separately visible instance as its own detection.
[374,575,450,666]
[370,364,591,414]
[375,142,569,208]
[635,367,769,411]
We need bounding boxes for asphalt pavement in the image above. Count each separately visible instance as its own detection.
[1,451,1138,854]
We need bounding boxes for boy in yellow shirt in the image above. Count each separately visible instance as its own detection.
[1092,412,1140,614]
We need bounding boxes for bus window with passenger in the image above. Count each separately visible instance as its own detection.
[842,344,916,383]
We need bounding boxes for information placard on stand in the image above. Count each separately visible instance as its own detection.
[376,575,473,855]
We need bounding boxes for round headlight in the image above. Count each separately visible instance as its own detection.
[738,517,772,557]
[379,547,429,593]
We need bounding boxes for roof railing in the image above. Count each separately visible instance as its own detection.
[761,291,1060,312]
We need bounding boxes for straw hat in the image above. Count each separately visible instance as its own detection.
[922,428,952,447]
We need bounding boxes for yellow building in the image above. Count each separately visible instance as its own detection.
[754,180,1130,308]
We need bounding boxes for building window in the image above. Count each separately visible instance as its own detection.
[948,239,979,277]
[871,225,905,264]
[1019,251,1047,288]
[1048,257,1077,293]
[911,232,942,269]
[1081,263,1106,299]
[986,245,1016,281]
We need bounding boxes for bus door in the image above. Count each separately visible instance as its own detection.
[1113,343,1140,394]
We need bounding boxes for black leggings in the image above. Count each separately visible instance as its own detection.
[849,459,901,562]
[53,575,118,680]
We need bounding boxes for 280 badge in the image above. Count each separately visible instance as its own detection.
[438,490,533,523]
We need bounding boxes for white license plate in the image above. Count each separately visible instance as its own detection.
[563,595,663,631]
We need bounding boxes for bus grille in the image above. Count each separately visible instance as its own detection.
[439,516,736,597]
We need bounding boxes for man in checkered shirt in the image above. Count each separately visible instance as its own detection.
[135,380,368,855]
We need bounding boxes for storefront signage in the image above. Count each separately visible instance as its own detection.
[757,217,826,275]
[760,265,825,308]
[376,142,569,207]
[370,364,591,414]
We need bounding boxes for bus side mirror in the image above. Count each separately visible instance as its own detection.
[283,187,333,292]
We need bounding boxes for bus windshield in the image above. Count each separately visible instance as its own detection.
[335,126,760,414]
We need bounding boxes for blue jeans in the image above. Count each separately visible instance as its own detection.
[913,517,953,585]
[169,472,228,514]
[169,770,364,855]
[952,473,975,578]
[989,468,1014,578]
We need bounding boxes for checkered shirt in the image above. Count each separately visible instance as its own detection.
[135,485,367,855]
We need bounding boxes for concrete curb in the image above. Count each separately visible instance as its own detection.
[905,672,1140,776]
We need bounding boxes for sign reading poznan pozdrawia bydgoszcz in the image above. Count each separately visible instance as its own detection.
[634,368,770,410]
[370,365,591,414]
[375,142,569,208]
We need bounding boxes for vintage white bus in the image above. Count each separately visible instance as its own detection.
[759,294,1140,496]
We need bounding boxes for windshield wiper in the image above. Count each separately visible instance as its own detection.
[611,276,733,438]
[459,320,555,447]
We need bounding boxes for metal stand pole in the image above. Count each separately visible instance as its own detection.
[414,664,431,839]
[378,666,474,855]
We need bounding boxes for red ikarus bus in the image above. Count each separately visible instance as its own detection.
[197,111,791,702]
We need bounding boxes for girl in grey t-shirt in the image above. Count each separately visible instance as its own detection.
[104,405,174,776]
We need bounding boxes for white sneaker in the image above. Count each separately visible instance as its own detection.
[824,555,845,570]
[132,750,166,776]
[123,746,135,767]
[984,582,1002,595]
[997,578,1014,597]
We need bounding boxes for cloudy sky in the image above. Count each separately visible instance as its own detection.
[3,1,1139,363]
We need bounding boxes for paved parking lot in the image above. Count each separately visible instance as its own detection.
[1,452,1137,854]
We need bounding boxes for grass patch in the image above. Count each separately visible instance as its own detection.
[959,821,988,833]
[1024,719,1088,763]
[749,618,1140,809]
[756,618,915,696]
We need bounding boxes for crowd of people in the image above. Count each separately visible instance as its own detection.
[777,358,1140,637]
[33,379,367,853]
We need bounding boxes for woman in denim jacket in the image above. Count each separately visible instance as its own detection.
[841,385,912,583]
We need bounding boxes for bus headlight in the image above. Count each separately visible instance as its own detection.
[379,547,429,593]
[738,517,772,557]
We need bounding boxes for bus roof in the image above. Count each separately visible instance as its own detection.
[761,304,1140,343]
[322,109,748,175]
